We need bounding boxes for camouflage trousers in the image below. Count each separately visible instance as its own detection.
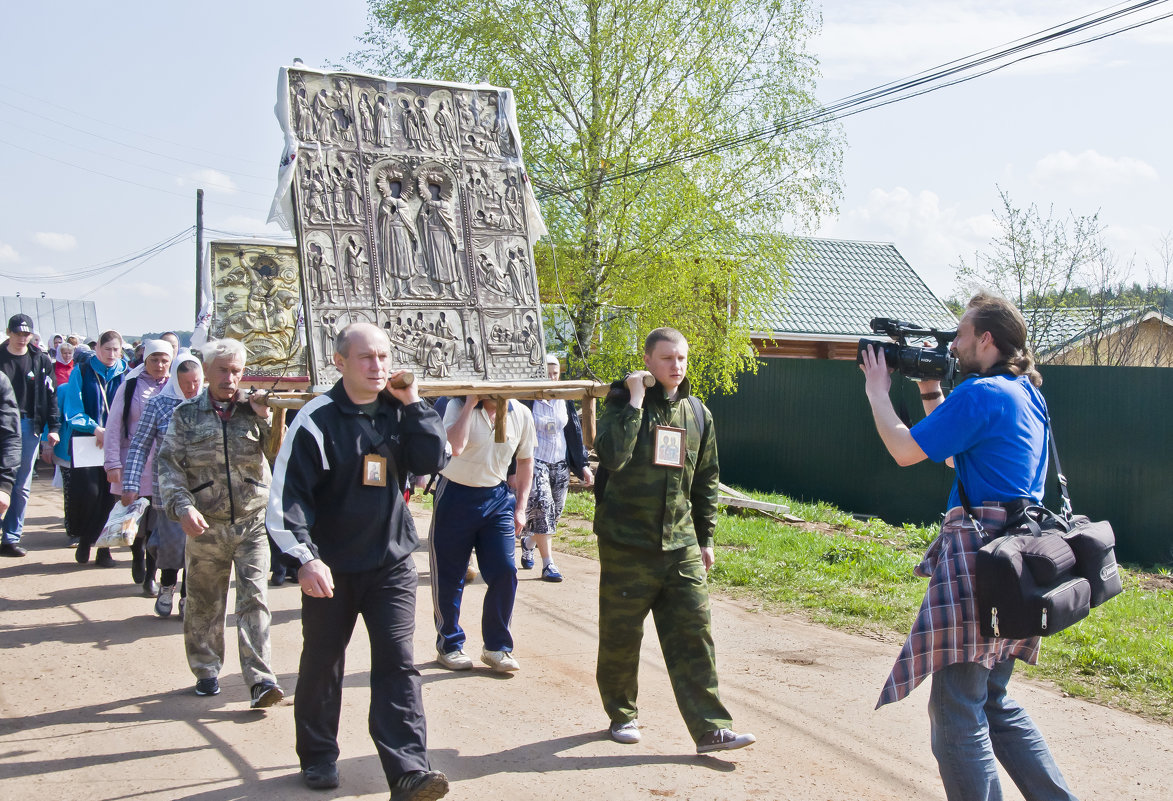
[596,539,732,742]
[183,514,277,688]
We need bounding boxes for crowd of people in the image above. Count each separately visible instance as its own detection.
[0,297,1083,801]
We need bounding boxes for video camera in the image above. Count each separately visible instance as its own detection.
[856,318,958,382]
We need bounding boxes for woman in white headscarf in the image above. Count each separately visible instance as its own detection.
[121,352,203,617]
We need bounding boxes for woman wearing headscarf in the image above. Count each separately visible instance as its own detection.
[57,330,128,566]
[104,339,173,594]
[54,341,75,387]
[122,352,203,617]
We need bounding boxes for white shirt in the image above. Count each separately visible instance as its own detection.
[440,398,535,487]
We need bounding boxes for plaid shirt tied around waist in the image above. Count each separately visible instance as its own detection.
[876,505,1041,708]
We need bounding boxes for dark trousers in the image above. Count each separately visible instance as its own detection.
[295,555,428,784]
[428,478,517,654]
[69,466,115,547]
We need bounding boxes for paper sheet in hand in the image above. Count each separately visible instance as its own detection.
[71,436,104,468]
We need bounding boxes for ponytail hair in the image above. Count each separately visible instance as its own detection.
[966,292,1043,388]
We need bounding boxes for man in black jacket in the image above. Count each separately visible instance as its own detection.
[267,322,450,801]
[0,372,21,518]
[0,314,61,556]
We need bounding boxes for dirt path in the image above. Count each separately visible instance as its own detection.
[1,475,1170,799]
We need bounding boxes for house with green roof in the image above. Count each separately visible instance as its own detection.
[1028,305,1173,367]
[749,236,956,359]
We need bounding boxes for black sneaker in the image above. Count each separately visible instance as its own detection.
[0,543,27,557]
[250,681,284,709]
[302,762,339,790]
[195,677,220,696]
[390,770,449,801]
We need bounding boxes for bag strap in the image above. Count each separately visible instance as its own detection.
[1044,408,1074,519]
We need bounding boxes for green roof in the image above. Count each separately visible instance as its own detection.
[1027,305,1156,356]
[754,236,957,337]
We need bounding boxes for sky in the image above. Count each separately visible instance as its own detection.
[1,1,1170,336]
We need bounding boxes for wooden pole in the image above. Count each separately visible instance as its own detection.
[493,396,507,443]
[581,395,596,448]
[194,188,204,322]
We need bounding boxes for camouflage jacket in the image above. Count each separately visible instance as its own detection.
[593,378,719,551]
[157,389,273,525]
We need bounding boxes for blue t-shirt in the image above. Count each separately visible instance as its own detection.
[910,374,1048,510]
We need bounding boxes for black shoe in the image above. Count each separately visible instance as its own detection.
[270,569,286,587]
[250,680,284,709]
[95,548,116,568]
[75,542,91,564]
[0,543,27,557]
[130,551,145,583]
[195,677,220,696]
[142,577,159,597]
[390,770,449,801]
[302,762,340,790]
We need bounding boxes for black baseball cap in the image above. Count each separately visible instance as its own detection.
[7,314,34,334]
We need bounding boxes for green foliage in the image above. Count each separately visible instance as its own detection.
[353,0,843,397]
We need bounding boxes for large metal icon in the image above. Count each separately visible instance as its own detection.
[274,67,547,388]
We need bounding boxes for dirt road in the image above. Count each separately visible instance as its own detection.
[1,475,1169,799]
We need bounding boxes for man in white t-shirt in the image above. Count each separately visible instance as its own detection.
[430,395,534,672]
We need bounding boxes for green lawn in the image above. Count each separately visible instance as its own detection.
[557,487,1173,723]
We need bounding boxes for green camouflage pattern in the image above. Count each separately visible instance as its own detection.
[157,390,273,525]
[593,378,719,550]
[596,539,732,741]
[183,516,276,687]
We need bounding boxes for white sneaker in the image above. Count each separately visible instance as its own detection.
[610,720,641,744]
[480,648,520,672]
[437,650,473,670]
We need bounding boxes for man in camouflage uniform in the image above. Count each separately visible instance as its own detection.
[157,339,283,708]
[594,327,755,754]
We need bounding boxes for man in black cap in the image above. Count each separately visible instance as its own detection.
[0,314,61,557]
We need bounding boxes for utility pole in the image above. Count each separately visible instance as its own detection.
[194,188,204,321]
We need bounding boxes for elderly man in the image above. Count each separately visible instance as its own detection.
[268,322,449,799]
[0,314,61,557]
[157,339,282,708]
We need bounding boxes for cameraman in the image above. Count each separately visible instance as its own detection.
[860,293,1078,801]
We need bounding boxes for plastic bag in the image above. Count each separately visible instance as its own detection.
[95,498,151,548]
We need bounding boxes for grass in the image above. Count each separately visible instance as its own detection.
[556,485,1173,723]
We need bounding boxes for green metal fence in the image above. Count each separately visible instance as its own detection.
[707,359,1173,566]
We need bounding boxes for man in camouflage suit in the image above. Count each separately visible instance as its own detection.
[157,339,283,708]
[594,327,755,754]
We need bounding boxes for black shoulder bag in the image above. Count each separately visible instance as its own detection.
[962,410,1122,640]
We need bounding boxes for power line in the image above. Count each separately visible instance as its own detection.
[0,227,195,283]
[0,135,268,212]
[536,0,1171,200]
[0,114,276,199]
[0,82,272,168]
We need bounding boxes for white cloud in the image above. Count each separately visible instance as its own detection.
[32,232,77,252]
[178,168,238,195]
[1029,149,1158,196]
[0,241,19,263]
[123,281,171,299]
[821,186,996,296]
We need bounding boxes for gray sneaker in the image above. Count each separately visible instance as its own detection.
[155,584,176,617]
[695,728,756,754]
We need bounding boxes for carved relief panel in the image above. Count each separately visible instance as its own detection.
[281,68,545,388]
[208,241,306,377]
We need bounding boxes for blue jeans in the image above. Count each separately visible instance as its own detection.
[2,418,40,544]
[929,660,1078,801]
